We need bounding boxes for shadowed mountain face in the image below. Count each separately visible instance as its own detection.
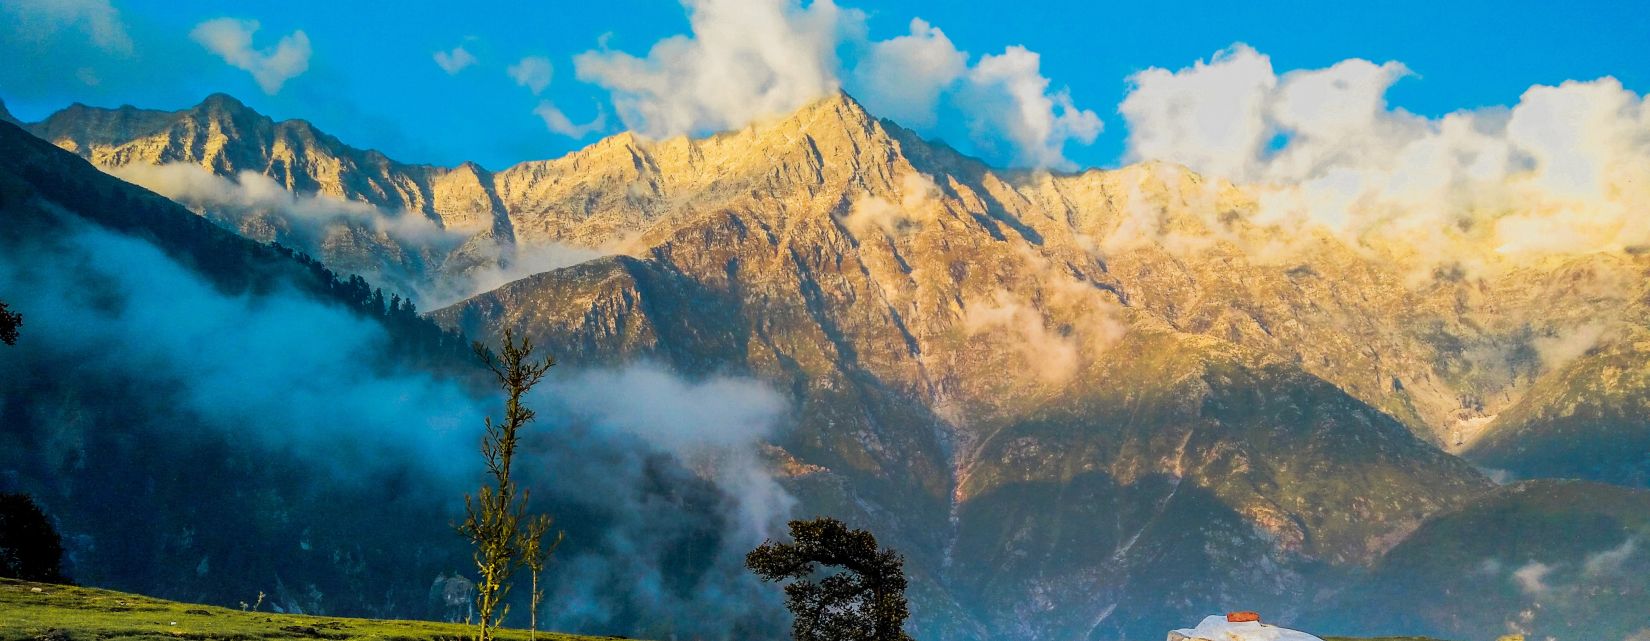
[1307,480,1650,641]
[19,92,1650,640]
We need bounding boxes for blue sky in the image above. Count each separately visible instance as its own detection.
[3,0,1646,171]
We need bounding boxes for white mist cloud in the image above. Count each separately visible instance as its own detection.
[533,101,607,138]
[107,163,455,251]
[1119,43,1650,268]
[574,0,859,139]
[551,364,794,542]
[965,291,1082,384]
[191,18,312,94]
[1532,323,1607,371]
[434,45,478,75]
[0,222,483,481]
[840,171,940,238]
[0,217,790,637]
[509,55,554,95]
[1583,537,1638,577]
[851,18,966,129]
[1513,560,1554,595]
[2,0,131,53]
[960,45,1102,169]
[106,162,602,308]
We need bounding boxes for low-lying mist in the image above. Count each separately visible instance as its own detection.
[106,162,606,310]
[0,216,791,638]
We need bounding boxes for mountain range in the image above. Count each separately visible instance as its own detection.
[3,91,1649,641]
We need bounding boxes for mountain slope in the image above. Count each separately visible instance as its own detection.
[0,120,791,639]
[1307,481,1650,641]
[28,94,509,236]
[21,91,1650,640]
[432,94,1497,641]
[1467,315,1650,488]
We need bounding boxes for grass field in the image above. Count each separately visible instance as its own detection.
[0,579,620,641]
[0,578,1451,641]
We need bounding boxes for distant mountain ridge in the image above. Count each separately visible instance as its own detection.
[15,92,1650,641]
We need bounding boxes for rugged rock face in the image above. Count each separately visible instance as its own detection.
[23,91,1650,640]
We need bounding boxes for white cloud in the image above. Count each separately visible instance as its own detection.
[1120,44,1277,182]
[1583,537,1638,577]
[509,55,554,94]
[1119,43,1650,269]
[433,45,477,74]
[572,1,1101,169]
[551,364,794,540]
[964,291,1082,384]
[1513,560,1553,595]
[190,18,311,94]
[840,171,940,238]
[574,0,860,139]
[533,101,607,138]
[851,18,966,128]
[960,45,1102,170]
[2,0,131,53]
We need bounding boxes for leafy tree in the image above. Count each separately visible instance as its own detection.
[747,517,913,641]
[0,493,66,583]
[520,513,561,640]
[457,329,558,641]
[0,299,19,346]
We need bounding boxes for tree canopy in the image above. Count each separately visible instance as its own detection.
[746,517,912,641]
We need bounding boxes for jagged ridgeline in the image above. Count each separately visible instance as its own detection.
[0,119,786,638]
[8,89,1650,641]
[0,119,470,366]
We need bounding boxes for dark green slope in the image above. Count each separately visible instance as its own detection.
[1307,480,1650,641]
[1467,324,1650,488]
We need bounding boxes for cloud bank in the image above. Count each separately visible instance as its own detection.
[1118,44,1650,267]
[0,214,792,636]
[191,17,312,94]
[573,0,1101,169]
[105,162,606,309]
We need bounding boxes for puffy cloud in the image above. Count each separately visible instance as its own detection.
[1119,44,1650,269]
[433,45,477,74]
[533,100,607,138]
[574,0,861,139]
[573,1,1102,169]
[509,55,554,94]
[851,18,966,128]
[1119,44,1277,181]
[960,45,1102,169]
[190,18,311,94]
[1,0,131,53]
